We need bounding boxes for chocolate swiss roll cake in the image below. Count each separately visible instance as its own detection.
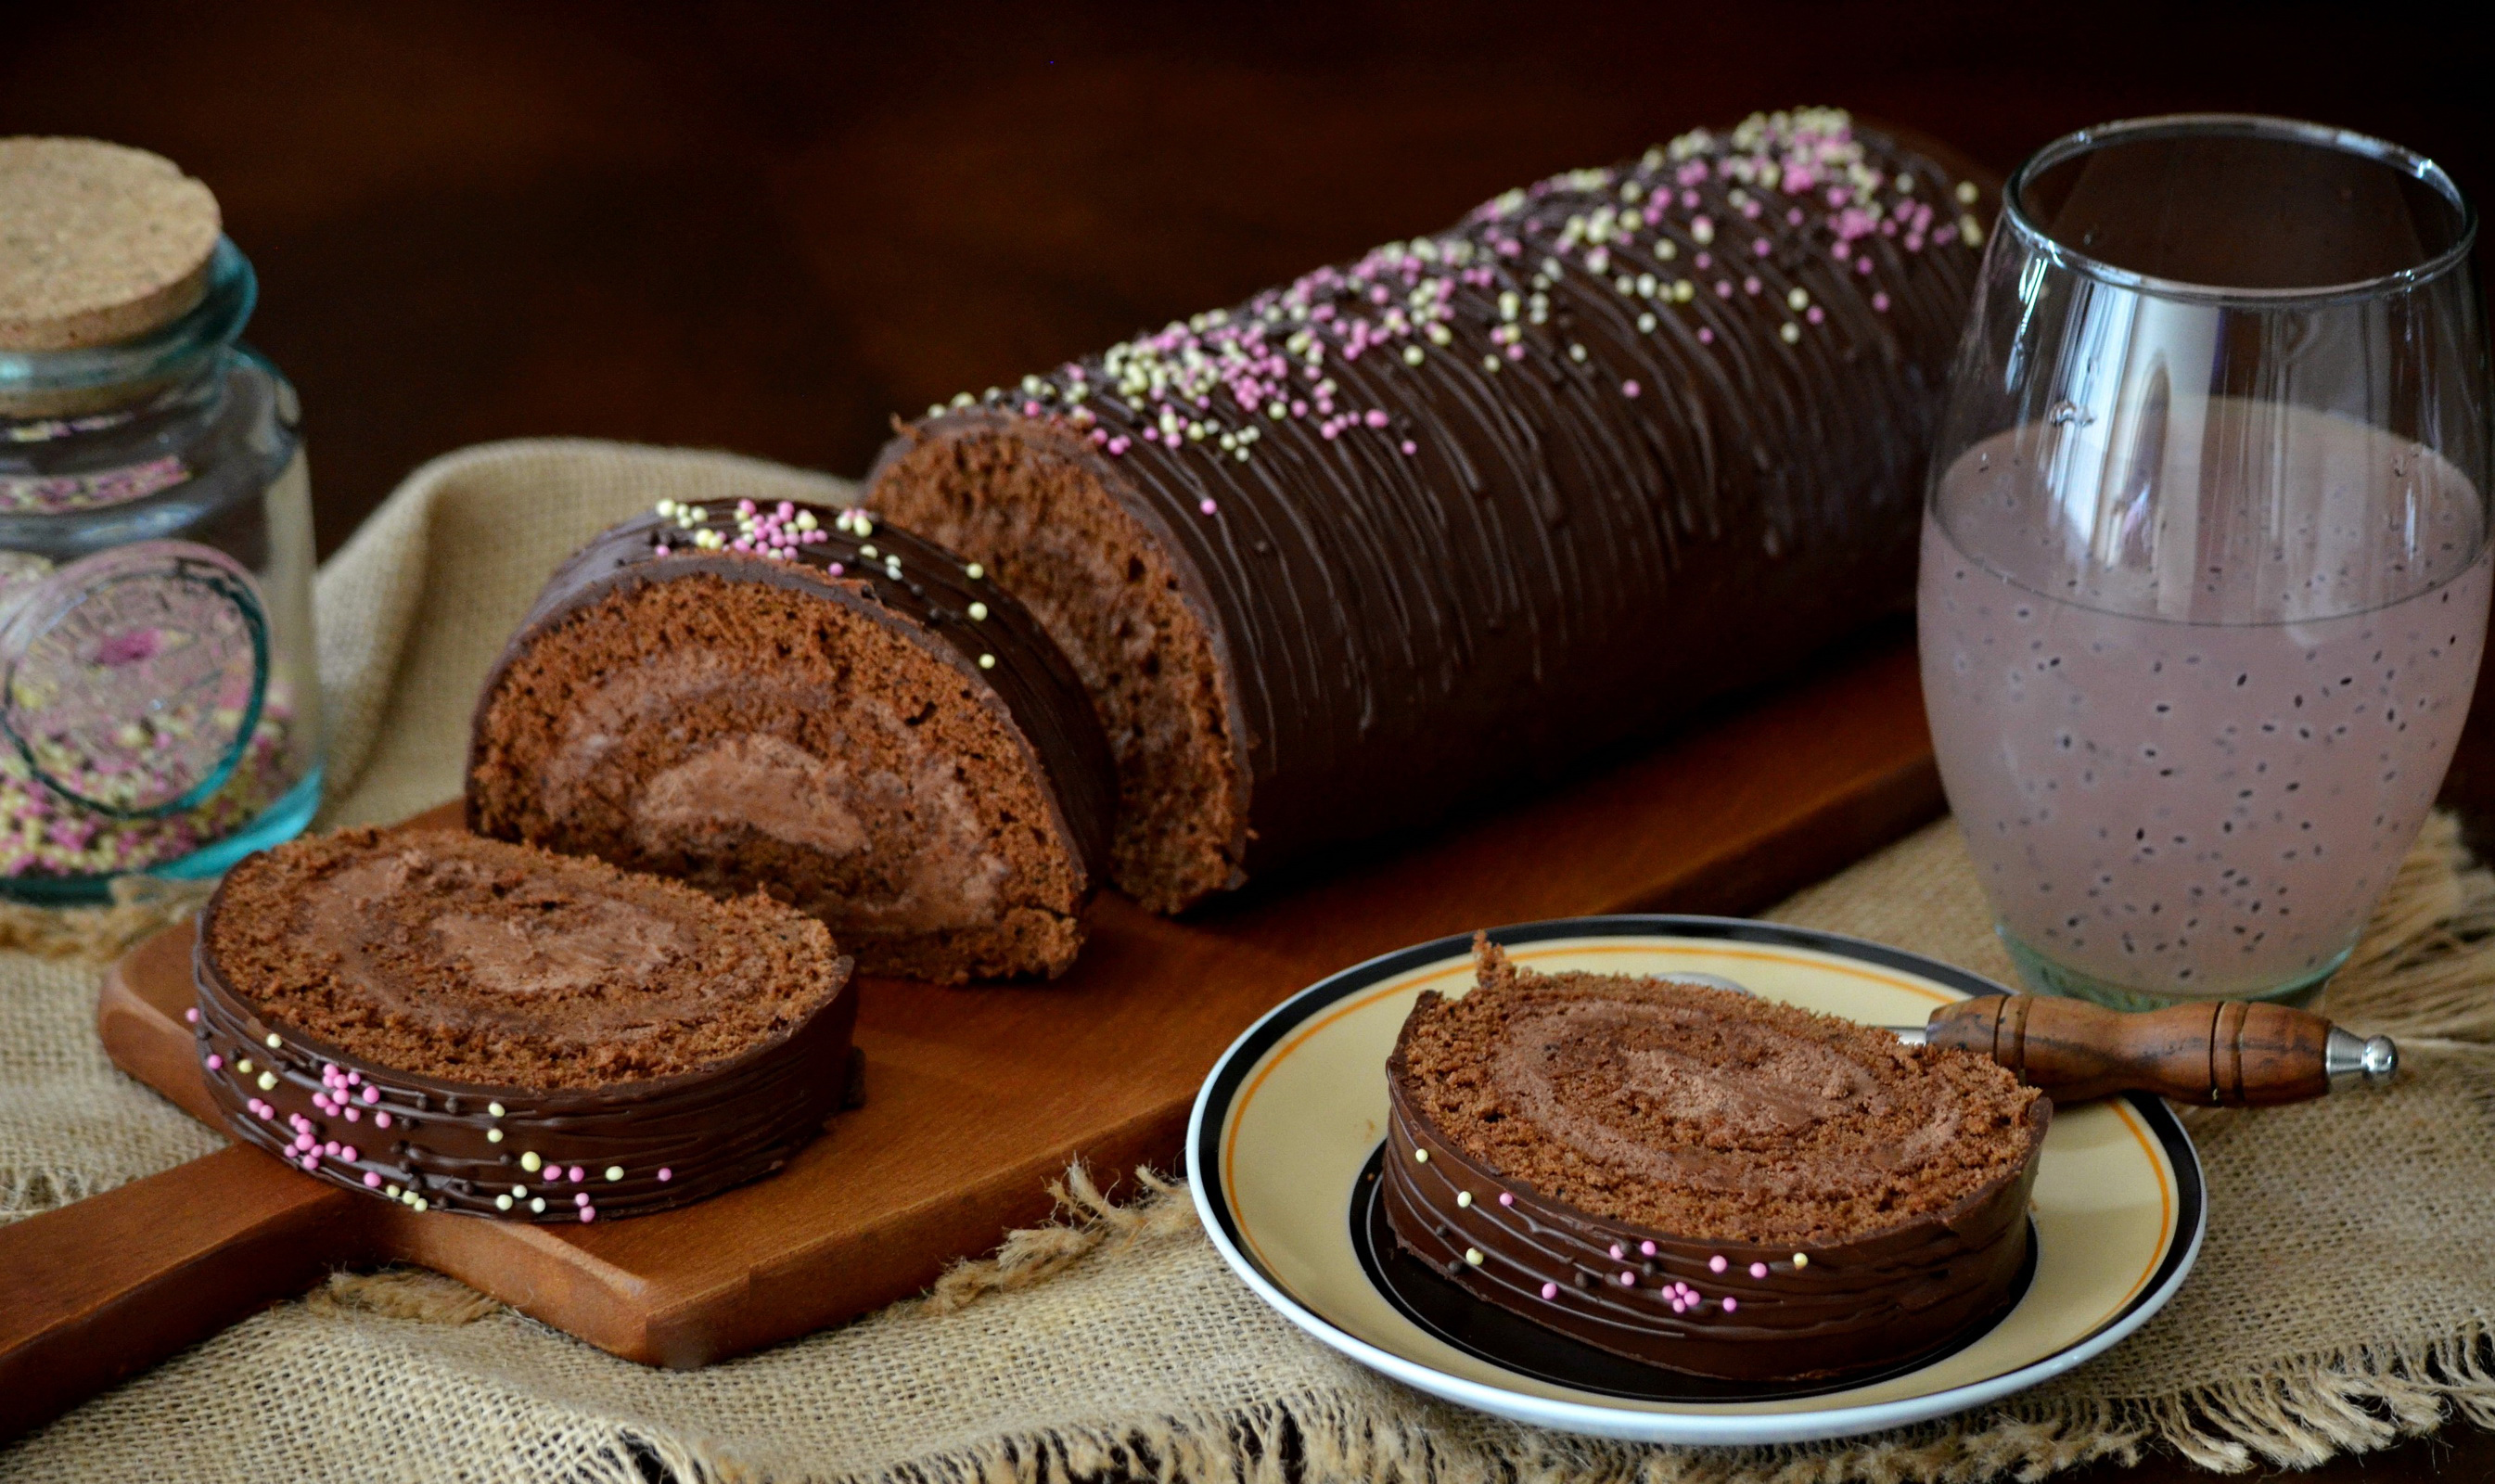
[1382,937,2047,1381]
[467,500,1116,982]
[867,109,1990,913]
[193,827,860,1222]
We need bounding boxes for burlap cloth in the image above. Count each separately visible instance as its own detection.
[6,441,2495,1483]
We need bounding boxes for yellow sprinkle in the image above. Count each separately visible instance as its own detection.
[413,1197,429,1213]
[927,404,944,418]
[965,562,984,580]
[511,1184,528,1197]
[1954,180,1979,205]
[1455,1191,1474,1209]
[978,653,996,670]
[859,544,877,559]
[1780,322,1801,343]
[655,500,676,517]
[1402,345,1426,365]
[1960,214,1985,247]
[531,1197,547,1213]
[495,1195,514,1211]
[486,1129,504,1144]
[386,1185,402,1199]
[1480,355,1501,373]
[257,1071,276,1091]
[520,1152,543,1172]
[236,1058,252,1075]
[1786,288,1810,311]
[1793,1252,1810,1268]
[605,1166,624,1182]
[1414,1149,1429,1164]
[264,1033,282,1049]
[967,602,989,620]
[487,1102,505,1118]
[1464,1248,1484,1266]
[795,510,817,531]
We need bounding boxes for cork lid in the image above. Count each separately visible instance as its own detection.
[0,137,223,353]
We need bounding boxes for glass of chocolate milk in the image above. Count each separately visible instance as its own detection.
[1920,115,2489,1008]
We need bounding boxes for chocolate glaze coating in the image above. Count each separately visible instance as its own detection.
[871,110,1991,885]
[192,885,861,1224]
[467,505,1118,894]
[1382,1051,2046,1381]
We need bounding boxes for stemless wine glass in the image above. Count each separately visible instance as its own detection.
[1919,115,2491,1009]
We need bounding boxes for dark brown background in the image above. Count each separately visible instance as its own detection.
[6,3,2494,1479]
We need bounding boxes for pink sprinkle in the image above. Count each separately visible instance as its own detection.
[1750,1261,1770,1278]
[1808,306,1824,324]
[1694,251,1712,270]
[1743,276,1761,295]
[206,1055,223,1071]
[1363,409,1388,429]
[579,1208,596,1223]
[292,1133,313,1152]
[1709,1255,1728,1273]
[1754,238,1771,257]
[827,563,844,576]
[301,1154,321,1171]
[256,1105,274,1121]
[736,499,755,515]
[1697,327,1714,344]
[1722,1297,1739,1312]
[1541,1282,1558,1300]
[364,1172,382,1188]
[1497,1193,1515,1208]
[1400,441,1416,455]
[1873,292,1890,312]
[1857,257,1874,275]
[1640,1240,1657,1257]
[339,1146,358,1163]
[324,1141,340,1157]
[1619,1272,1635,1286]
[654,544,670,556]
[1621,380,1641,399]
[575,1192,591,1206]
[375,1112,391,1129]
[1671,1299,1686,1313]
[324,1064,341,1081]
[569,1166,586,1183]
[185,1007,199,1024]
[361,1085,378,1105]
[1198,498,1218,515]
[344,1108,359,1123]
[1505,343,1525,361]
[657,1168,673,1183]
[1609,1244,1624,1260]
[776,502,795,519]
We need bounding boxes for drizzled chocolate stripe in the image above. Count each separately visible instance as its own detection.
[192,905,861,1224]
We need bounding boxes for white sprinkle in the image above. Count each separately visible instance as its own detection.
[530,1197,546,1213]
[495,1195,514,1211]
[1786,288,1810,311]
[965,562,984,580]
[1480,355,1501,373]
[521,1152,543,1172]
[265,1033,282,1049]
[1781,322,1801,343]
[486,1129,505,1144]
[413,1197,429,1213]
[257,1071,276,1091]
[1455,1191,1474,1209]
[859,544,877,559]
[511,1184,528,1197]
[1414,1149,1429,1164]
[1465,1248,1484,1266]
[1402,345,1425,365]
[795,510,817,531]
[967,602,989,620]
[1955,180,1979,204]
[606,1166,624,1182]
[978,653,996,670]
[1567,343,1588,363]
[487,1102,505,1118]
[1961,214,1985,247]
[387,1185,402,1199]
[655,499,676,517]
[1793,1252,1810,1268]
[1637,313,1657,332]
[927,404,944,417]
[237,1058,253,1075]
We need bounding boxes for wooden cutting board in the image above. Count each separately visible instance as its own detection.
[0,632,1942,1440]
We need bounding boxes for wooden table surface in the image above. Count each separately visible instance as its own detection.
[6,5,2493,1479]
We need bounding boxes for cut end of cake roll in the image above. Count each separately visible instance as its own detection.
[867,413,1248,915]
[1380,933,2048,1381]
[467,501,1117,982]
[195,826,861,1222]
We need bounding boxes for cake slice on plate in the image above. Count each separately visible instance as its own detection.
[1383,934,2047,1381]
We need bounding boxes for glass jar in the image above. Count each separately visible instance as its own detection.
[0,237,321,902]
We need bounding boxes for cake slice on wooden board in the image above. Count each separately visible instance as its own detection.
[194,826,860,1223]
[467,501,1116,982]
[865,109,1990,915]
[1382,935,2047,1381]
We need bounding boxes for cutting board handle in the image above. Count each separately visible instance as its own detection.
[0,1143,374,1441]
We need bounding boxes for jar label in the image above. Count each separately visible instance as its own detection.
[0,541,269,817]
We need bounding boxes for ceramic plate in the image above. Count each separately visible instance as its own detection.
[1188,916,2204,1446]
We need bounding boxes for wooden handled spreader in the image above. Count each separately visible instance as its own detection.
[1906,995,2399,1106]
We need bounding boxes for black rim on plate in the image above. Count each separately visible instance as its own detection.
[1193,915,2207,1403]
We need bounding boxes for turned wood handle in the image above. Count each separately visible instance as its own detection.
[1924,995,2344,1106]
[0,1144,375,1442]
